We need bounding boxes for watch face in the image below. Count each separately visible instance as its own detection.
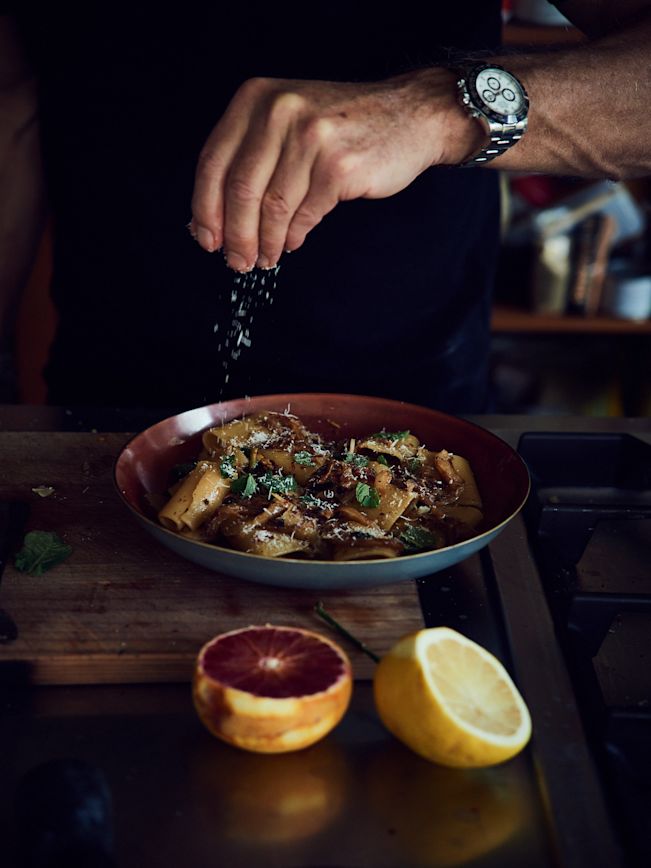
[473,66,527,121]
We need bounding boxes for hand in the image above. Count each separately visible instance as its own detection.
[190,69,484,270]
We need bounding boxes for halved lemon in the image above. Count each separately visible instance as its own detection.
[193,625,352,753]
[373,627,532,768]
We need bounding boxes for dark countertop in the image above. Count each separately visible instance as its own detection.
[1,406,648,868]
[1,404,650,436]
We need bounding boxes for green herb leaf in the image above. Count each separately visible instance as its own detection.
[15,531,73,576]
[258,472,298,496]
[344,452,369,468]
[355,482,380,509]
[231,474,258,498]
[219,454,238,479]
[399,525,442,553]
[376,454,389,466]
[371,429,410,442]
[407,458,423,474]
[170,461,197,483]
[293,451,315,466]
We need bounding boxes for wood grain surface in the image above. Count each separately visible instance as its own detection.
[0,433,424,685]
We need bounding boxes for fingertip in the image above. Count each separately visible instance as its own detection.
[283,235,305,254]
[226,251,255,272]
[196,225,217,253]
[284,226,307,254]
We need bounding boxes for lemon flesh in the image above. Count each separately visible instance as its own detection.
[373,627,532,768]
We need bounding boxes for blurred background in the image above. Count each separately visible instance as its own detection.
[493,0,651,417]
[15,2,651,416]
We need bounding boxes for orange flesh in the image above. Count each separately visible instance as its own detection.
[200,627,348,698]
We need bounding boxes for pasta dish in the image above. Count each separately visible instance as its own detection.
[157,411,483,560]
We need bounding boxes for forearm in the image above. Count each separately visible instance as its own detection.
[482,11,651,178]
[190,3,651,264]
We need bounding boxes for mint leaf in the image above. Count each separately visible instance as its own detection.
[15,531,73,576]
[355,482,380,509]
[399,525,442,553]
[371,430,410,442]
[344,452,369,468]
[219,454,238,479]
[293,451,315,466]
[170,461,196,483]
[258,472,298,496]
[231,474,258,498]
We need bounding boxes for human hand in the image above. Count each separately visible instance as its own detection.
[189,69,484,270]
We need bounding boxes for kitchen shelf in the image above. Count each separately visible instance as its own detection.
[491,305,651,334]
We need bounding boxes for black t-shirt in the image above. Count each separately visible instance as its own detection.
[15,3,502,412]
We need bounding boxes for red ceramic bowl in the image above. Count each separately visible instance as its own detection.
[114,394,529,589]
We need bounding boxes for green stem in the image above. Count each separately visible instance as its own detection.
[314,601,380,664]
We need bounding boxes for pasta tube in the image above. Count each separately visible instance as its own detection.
[158,461,229,531]
[449,455,483,510]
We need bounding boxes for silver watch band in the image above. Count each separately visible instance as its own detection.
[464,120,527,166]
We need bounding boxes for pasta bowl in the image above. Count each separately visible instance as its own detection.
[114,394,529,590]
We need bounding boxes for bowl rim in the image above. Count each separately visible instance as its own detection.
[113,393,531,568]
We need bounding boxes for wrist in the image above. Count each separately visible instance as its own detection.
[406,67,489,167]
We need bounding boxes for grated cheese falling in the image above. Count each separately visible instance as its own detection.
[214,264,281,397]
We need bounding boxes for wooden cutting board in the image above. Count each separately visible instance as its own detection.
[0,433,424,685]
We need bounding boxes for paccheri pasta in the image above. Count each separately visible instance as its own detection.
[157,411,484,561]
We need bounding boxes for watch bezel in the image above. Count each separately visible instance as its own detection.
[465,63,529,126]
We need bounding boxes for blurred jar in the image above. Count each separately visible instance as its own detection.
[602,261,651,320]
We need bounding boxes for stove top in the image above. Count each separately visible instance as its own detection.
[418,428,651,868]
[519,432,651,868]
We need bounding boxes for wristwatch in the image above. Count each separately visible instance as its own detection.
[455,63,529,166]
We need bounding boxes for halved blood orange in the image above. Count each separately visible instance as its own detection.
[192,625,353,753]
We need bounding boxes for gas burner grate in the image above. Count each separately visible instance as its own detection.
[519,432,651,566]
[518,431,651,868]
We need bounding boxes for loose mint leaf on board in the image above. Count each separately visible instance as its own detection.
[14,531,73,576]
